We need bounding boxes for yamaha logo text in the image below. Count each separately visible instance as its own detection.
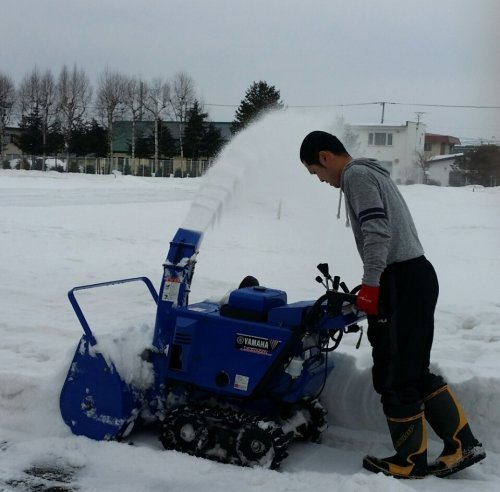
[235,333,281,356]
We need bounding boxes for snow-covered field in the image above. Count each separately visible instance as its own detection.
[1,110,499,491]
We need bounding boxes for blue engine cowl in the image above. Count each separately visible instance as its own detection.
[152,285,335,408]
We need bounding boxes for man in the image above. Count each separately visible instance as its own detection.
[299,130,485,479]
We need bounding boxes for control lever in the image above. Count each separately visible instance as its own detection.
[333,275,340,291]
[315,276,328,289]
[317,263,331,279]
[344,323,364,349]
[317,263,334,289]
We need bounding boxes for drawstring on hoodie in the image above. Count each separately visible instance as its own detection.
[337,189,350,227]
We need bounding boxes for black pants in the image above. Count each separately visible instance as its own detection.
[367,256,445,417]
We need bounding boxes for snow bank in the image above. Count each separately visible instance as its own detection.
[1,108,499,490]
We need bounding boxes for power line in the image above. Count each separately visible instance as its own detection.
[391,102,500,110]
[204,101,500,110]
[204,101,381,109]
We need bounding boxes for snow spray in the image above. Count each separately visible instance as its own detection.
[181,108,361,236]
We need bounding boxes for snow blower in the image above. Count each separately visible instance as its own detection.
[60,227,365,468]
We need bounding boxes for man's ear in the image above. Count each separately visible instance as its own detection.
[318,150,328,167]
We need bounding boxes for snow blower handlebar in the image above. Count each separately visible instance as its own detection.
[68,277,158,346]
[306,264,365,349]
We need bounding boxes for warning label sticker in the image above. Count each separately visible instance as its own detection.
[234,374,249,391]
[162,277,181,302]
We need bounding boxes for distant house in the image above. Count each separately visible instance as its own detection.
[1,126,23,157]
[352,121,426,184]
[426,153,465,186]
[424,133,460,158]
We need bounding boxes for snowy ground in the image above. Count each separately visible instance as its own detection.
[1,110,499,491]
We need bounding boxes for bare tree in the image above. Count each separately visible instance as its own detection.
[415,151,429,184]
[19,67,57,169]
[39,71,57,169]
[0,72,17,161]
[18,67,42,116]
[123,77,145,163]
[143,77,170,175]
[168,72,195,177]
[96,67,127,171]
[56,64,92,169]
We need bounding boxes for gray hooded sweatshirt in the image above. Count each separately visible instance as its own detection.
[340,158,424,286]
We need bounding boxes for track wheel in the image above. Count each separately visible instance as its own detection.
[161,413,208,455]
[236,424,276,468]
[295,397,328,442]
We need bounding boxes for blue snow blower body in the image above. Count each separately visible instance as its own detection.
[60,228,364,468]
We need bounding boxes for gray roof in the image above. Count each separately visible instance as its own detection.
[428,153,463,162]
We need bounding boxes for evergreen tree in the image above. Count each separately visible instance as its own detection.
[134,131,155,159]
[231,81,284,134]
[184,100,208,159]
[67,120,88,156]
[17,110,64,158]
[46,120,64,155]
[202,122,224,158]
[131,124,176,160]
[457,145,500,187]
[18,110,44,156]
[88,120,108,157]
[184,100,225,159]
[69,119,107,157]
[158,123,178,158]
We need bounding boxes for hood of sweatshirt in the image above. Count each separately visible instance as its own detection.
[340,158,390,191]
[337,158,390,225]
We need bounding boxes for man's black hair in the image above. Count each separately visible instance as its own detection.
[300,131,349,165]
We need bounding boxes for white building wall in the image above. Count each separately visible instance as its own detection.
[427,161,450,186]
[426,155,462,186]
[352,121,426,184]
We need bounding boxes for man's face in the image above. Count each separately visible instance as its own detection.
[303,151,341,188]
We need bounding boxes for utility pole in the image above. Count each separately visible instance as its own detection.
[415,111,426,129]
[378,101,397,124]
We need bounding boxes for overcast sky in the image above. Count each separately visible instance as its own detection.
[2,0,499,141]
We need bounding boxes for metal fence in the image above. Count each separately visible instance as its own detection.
[2,154,213,177]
